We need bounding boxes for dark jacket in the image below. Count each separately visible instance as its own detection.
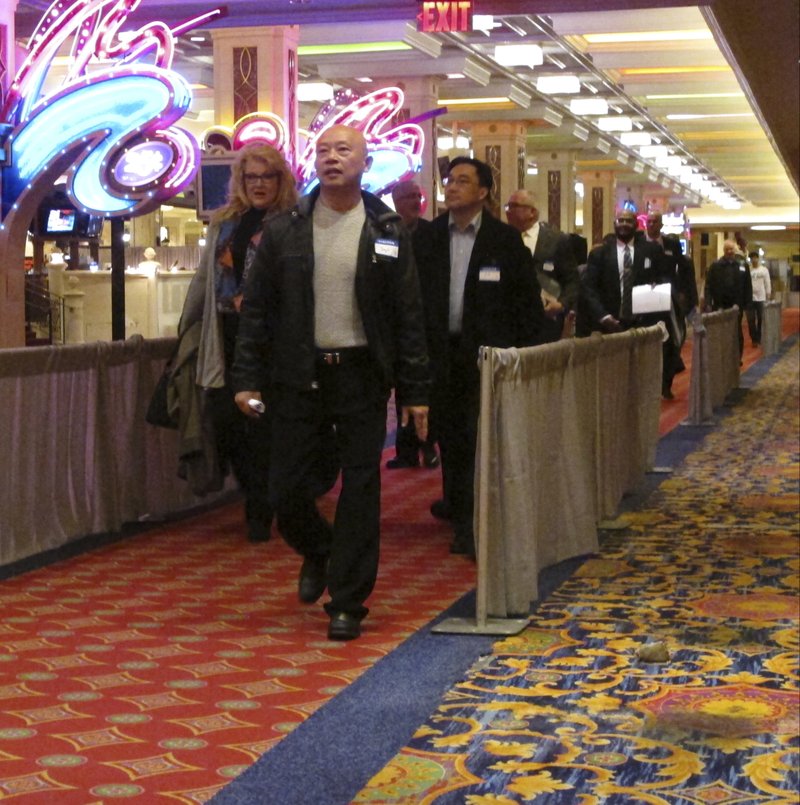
[651,232,698,315]
[232,187,430,407]
[531,221,580,311]
[580,236,670,329]
[705,256,753,311]
[417,210,543,378]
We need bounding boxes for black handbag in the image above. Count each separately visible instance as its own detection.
[145,362,177,429]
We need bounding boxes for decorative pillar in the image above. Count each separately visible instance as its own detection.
[470,121,527,219]
[211,26,300,165]
[529,150,576,232]
[578,170,617,248]
[395,77,439,220]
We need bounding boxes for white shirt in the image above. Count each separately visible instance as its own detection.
[521,221,540,257]
[617,239,634,295]
[448,210,482,333]
[750,265,772,302]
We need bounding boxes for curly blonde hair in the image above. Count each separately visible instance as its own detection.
[212,144,297,223]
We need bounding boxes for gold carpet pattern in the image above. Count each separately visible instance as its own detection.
[355,344,800,804]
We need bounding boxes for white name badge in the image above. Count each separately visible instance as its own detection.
[374,239,399,258]
[543,261,555,272]
[644,257,651,269]
[479,267,501,282]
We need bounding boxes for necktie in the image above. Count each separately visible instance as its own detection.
[621,245,633,320]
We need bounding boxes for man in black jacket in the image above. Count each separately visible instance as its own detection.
[418,158,543,556]
[233,125,430,640]
[505,188,580,343]
[581,211,670,335]
[704,239,753,359]
[645,210,698,398]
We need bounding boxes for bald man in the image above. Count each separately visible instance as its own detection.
[234,125,431,640]
[505,189,579,342]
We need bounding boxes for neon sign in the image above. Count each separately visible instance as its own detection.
[418,1,474,33]
[0,0,224,224]
[202,87,427,199]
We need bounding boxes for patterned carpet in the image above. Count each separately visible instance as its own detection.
[0,466,474,803]
[1,319,796,803]
[353,343,800,804]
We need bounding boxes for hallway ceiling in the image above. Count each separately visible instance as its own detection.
[12,0,799,233]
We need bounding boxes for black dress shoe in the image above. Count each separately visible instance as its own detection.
[298,555,327,603]
[421,445,440,469]
[386,455,419,469]
[450,539,476,559]
[430,499,451,520]
[328,612,361,640]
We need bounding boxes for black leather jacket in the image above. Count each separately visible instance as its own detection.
[232,187,430,407]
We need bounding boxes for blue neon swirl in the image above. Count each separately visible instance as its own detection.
[7,69,191,215]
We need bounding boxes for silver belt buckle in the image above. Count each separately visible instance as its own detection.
[322,351,340,365]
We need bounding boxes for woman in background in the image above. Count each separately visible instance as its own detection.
[178,144,297,542]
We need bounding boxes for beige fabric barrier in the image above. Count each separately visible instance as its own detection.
[0,336,231,567]
[761,301,782,357]
[687,308,741,425]
[475,325,664,618]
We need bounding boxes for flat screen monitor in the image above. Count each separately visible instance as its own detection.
[45,208,77,234]
[196,155,235,220]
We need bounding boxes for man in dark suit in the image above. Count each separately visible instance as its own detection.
[581,211,675,392]
[645,210,698,397]
[418,158,543,556]
[386,180,439,470]
[505,189,580,342]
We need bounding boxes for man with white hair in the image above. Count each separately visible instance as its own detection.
[704,239,753,359]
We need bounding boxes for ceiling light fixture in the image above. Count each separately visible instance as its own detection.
[666,112,753,121]
[597,115,632,132]
[619,131,651,146]
[536,75,580,94]
[583,29,713,44]
[298,42,411,56]
[569,97,608,115]
[751,225,786,231]
[493,44,544,68]
[297,82,334,102]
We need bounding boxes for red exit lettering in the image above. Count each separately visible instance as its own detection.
[418,1,473,33]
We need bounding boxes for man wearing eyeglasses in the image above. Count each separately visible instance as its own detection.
[505,189,580,342]
[417,157,543,557]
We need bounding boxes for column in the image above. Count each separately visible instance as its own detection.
[396,77,440,220]
[470,121,527,219]
[211,26,300,165]
[529,150,577,232]
[578,170,617,248]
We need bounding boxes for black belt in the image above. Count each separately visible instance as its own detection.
[316,347,369,366]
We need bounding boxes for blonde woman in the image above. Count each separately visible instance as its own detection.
[178,144,297,541]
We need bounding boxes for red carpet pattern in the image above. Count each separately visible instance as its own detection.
[0,462,474,803]
[355,343,800,804]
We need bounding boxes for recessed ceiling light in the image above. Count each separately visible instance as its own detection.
[583,29,713,44]
[751,225,787,231]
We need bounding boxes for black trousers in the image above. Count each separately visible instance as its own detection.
[206,386,272,524]
[436,342,480,547]
[269,350,388,619]
[746,302,764,345]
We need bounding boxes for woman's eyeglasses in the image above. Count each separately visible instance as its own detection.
[244,172,278,184]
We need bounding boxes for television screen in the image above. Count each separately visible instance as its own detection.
[80,215,104,238]
[46,208,77,234]
[195,155,235,220]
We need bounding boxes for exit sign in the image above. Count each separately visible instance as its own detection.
[418,1,474,33]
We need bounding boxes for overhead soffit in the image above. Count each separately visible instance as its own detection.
[10,0,799,225]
